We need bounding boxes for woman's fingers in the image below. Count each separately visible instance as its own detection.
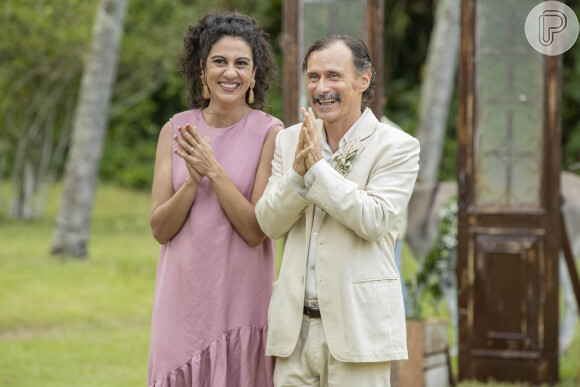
[187,125,204,144]
[177,124,200,147]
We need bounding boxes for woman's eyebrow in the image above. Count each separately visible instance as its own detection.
[210,55,251,61]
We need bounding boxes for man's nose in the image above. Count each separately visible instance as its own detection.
[315,77,331,94]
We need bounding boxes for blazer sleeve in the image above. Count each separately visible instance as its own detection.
[306,134,420,242]
[255,129,311,240]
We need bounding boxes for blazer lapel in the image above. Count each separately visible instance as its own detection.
[343,108,379,178]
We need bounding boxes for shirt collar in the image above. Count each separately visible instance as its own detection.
[319,110,366,161]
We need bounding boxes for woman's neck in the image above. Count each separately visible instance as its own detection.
[202,102,251,128]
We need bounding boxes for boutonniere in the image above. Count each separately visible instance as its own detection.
[333,137,361,175]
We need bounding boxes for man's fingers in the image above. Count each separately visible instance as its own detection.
[300,107,318,142]
[297,128,305,146]
[298,146,312,159]
[306,110,317,136]
[303,124,319,154]
[300,107,313,130]
[296,126,308,152]
[302,127,313,147]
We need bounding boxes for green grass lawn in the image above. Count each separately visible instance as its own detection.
[0,183,158,386]
[0,183,578,386]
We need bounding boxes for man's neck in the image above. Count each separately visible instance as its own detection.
[323,113,362,153]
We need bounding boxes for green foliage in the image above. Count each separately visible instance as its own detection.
[407,195,458,319]
[382,0,459,182]
[383,0,433,130]
[100,139,156,190]
[383,0,462,182]
[0,0,98,190]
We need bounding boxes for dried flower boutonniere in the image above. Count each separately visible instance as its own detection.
[333,138,361,175]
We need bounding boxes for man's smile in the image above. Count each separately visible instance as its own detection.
[313,94,341,106]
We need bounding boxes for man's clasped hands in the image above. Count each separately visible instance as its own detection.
[293,107,322,177]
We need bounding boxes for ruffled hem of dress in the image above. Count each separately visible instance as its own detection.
[148,324,273,387]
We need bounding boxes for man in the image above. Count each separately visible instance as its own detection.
[255,35,420,386]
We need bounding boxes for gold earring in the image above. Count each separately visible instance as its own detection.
[248,79,256,104]
[201,74,210,99]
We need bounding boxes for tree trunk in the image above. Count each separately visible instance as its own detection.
[51,0,128,258]
[414,0,460,185]
[10,156,35,220]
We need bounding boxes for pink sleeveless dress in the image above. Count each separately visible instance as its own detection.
[147,109,282,387]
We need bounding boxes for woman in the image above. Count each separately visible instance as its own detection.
[147,13,283,387]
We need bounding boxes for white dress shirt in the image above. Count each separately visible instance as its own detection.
[288,123,356,306]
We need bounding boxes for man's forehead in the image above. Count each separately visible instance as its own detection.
[306,41,354,71]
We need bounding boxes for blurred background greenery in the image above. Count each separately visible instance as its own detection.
[1,0,578,199]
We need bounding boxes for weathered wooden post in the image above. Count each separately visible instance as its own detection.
[457,0,563,383]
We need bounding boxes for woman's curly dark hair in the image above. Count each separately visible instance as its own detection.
[178,12,277,110]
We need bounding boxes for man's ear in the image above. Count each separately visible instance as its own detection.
[359,69,372,92]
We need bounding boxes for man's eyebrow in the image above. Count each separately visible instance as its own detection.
[306,70,341,76]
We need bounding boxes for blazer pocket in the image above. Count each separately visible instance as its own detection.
[353,276,399,285]
[350,278,401,348]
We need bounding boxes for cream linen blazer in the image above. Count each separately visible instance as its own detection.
[255,108,420,362]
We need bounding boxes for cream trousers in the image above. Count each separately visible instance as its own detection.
[274,315,391,387]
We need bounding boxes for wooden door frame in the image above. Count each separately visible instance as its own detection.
[457,0,562,383]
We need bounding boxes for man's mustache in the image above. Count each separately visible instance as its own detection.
[312,94,341,104]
